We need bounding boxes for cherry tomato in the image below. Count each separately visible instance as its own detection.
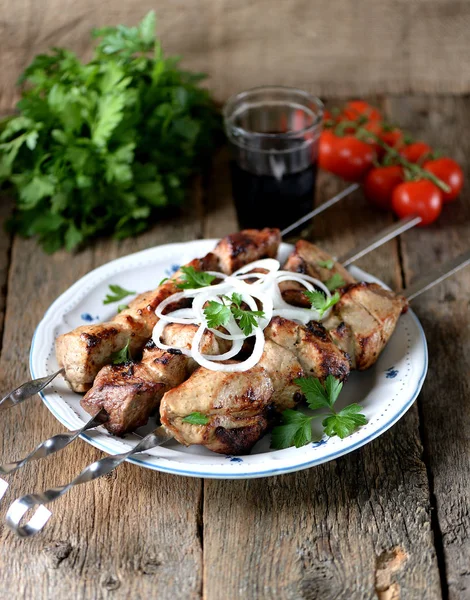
[342,100,382,122]
[379,128,404,150]
[319,130,374,181]
[400,142,432,164]
[364,166,403,211]
[423,157,464,203]
[392,180,443,226]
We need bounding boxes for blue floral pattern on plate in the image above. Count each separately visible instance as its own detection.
[385,366,399,379]
[81,313,99,322]
[225,456,243,463]
[165,264,180,277]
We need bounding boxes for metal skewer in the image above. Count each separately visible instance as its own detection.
[0,368,64,411]
[280,183,359,236]
[0,410,107,500]
[403,249,470,300]
[6,426,173,537]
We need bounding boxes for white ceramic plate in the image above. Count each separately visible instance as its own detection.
[30,240,428,479]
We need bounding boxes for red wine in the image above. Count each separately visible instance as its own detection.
[230,161,317,230]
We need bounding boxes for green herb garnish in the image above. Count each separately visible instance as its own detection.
[110,339,132,364]
[158,277,169,286]
[203,293,265,336]
[317,259,334,270]
[183,412,210,425]
[304,290,340,317]
[117,303,129,313]
[104,284,136,304]
[0,11,221,253]
[271,375,367,449]
[176,266,216,290]
[325,273,346,291]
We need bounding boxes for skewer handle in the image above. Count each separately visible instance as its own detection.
[281,183,359,237]
[5,427,172,537]
[0,410,107,481]
[404,248,470,301]
[0,368,65,411]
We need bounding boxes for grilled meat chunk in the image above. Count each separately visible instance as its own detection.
[257,340,304,411]
[281,239,355,306]
[81,347,188,436]
[214,228,281,274]
[160,365,274,455]
[323,282,408,370]
[284,239,355,284]
[81,326,230,436]
[264,316,350,382]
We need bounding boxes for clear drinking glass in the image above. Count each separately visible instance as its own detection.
[223,86,324,231]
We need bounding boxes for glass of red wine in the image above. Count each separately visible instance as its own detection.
[223,86,324,231]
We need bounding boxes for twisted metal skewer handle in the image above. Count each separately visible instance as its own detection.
[6,427,172,537]
[0,368,65,411]
[0,410,107,480]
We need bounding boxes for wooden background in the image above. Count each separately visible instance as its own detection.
[1,0,470,112]
[0,96,468,599]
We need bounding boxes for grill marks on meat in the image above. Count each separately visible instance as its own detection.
[265,317,351,382]
[213,228,281,274]
[80,325,230,436]
[257,340,304,411]
[56,228,281,393]
[282,240,408,370]
[323,283,408,370]
[160,365,275,455]
[281,239,356,306]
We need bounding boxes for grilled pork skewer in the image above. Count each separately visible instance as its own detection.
[55,228,281,393]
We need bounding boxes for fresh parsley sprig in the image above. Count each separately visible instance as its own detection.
[317,259,334,270]
[183,412,210,425]
[203,293,265,336]
[111,339,132,364]
[304,290,340,317]
[0,11,221,253]
[271,375,367,449]
[325,273,346,291]
[176,266,216,290]
[104,284,136,304]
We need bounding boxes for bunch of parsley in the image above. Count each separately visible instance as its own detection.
[0,12,221,252]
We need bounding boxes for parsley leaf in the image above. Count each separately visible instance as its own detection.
[104,284,136,304]
[271,410,314,449]
[205,293,265,336]
[158,277,169,286]
[176,266,216,290]
[322,404,368,439]
[272,375,368,449]
[317,259,334,269]
[117,303,129,312]
[182,412,210,425]
[304,290,340,317]
[231,306,265,336]
[0,12,221,253]
[204,300,232,329]
[111,339,132,364]
[325,273,346,291]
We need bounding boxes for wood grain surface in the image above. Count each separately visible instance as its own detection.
[1,0,470,113]
[0,96,468,599]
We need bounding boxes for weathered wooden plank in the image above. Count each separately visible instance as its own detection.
[2,0,470,113]
[202,100,441,599]
[0,190,204,599]
[0,197,13,347]
[385,95,470,600]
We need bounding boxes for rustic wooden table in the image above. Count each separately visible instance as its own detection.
[0,96,468,600]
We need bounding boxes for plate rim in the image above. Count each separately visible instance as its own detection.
[30,239,428,479]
